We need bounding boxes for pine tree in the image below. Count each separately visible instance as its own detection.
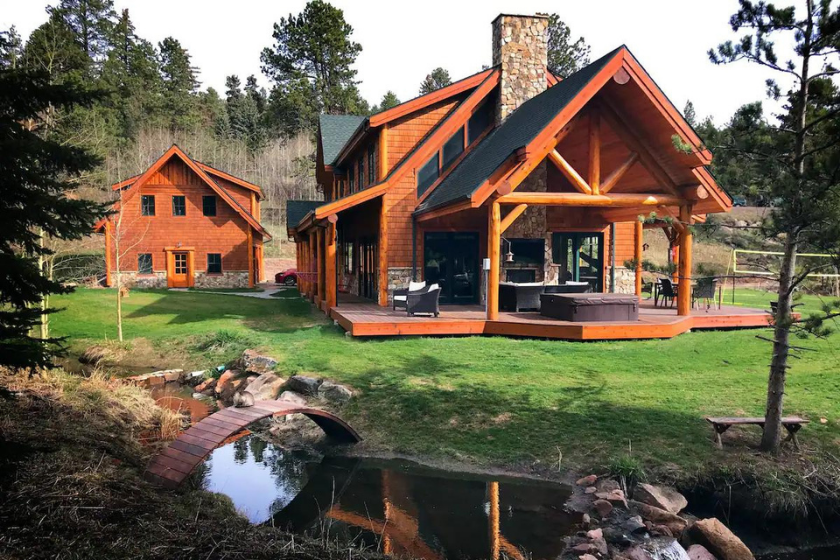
[24,10,88,83]
[0,26,23,69]
[51,0,117,71]
[546,14,590,77]
[158,37,200,130]
[0,33,107,368]
[419,68,451,95]
[102,9,162,139]
[711,0,840,453]
[372,90,400,113]
[260,0,365,135]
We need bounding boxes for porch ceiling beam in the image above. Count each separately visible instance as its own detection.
[547,150,592,195]
[600,152,639,194]
[496,192,682,207]
[500,204,528,233]
[492,117,579,198]
[656,205,686,233]
[600,100,682,198]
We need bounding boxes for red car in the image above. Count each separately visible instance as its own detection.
[274,269,298,286]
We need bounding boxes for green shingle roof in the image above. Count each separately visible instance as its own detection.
[416,47,623,213]
[286,200,322,229]
[319,114,366,165]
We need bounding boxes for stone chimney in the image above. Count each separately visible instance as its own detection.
[492,13,549,124]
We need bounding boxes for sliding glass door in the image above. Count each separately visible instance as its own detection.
[423,232,479,304]
[552,232,604,292]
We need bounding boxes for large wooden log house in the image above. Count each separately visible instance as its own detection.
[288,14,767,340]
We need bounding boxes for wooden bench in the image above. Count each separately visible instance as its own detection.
[706,416,809,450]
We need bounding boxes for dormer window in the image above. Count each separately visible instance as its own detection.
[417,154,440,197]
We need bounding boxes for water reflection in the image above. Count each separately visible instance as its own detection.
[201,435,579,559]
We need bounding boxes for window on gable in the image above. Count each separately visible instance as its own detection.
[417,154,440,197]
[442,128,465,172]
[468,99,493,145]
[172,195,186,216]
[138,253,153,274]
[141,195,155,216]
[202,195,217,216]
[368,145,376,183]
[207,253,222,274]
[359,157,365,189]
[348,170,355,193]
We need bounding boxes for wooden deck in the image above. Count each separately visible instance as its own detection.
[144,401,361,488]
[329,299,773,341]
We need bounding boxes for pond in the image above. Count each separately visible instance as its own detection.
[199,434,579,560]
[197,434,840,560]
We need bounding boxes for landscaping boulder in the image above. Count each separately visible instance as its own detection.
[593,499,613,518]
[687,544,718,560]
[235,349,278,375]
[689,518,754,560]
[634,483,688,514]
[621,545,654,560]
[318,381,353,404]
[195,378,217,394]
[159,369,184,383]
[277,391,307,406]
[215,370,246,401]
[622,515,646,534]
[630,501,687,535]
[576,474,598,487]
[596,488,628,508]
[246,373,285,401]
[284,375,322,396]
[215,370,235,395]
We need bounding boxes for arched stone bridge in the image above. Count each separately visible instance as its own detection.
[144,400,362,488]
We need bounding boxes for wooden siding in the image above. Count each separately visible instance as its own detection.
[109,159,252,275]
[385,98,463,267]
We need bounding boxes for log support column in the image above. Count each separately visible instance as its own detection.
[378,199,389,307]
[634,219,643,297]
[308,231,316,302]
[325,220,337,311]
[487,201,501,321]
[316,227,325,308]
[677,205,693,316]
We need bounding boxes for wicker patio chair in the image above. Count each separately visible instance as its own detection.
[406,284,441,317]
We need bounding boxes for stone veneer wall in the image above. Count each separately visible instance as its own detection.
[386,267,413,304]
[502,162,552,283]
[492,14,549,124]
[114,271,249,289]
[611,267,636,294]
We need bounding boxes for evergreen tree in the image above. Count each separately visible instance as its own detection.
[683,100,697,127]
[372,90,400,113]
[158,37,200,130]
[419,67,451,95]
[546,14,590,77]
[101,9,162,139]
[260,0,365,135]
[0,26,23,69]
[24,9,88,83]
[711,0,840,453]
[245,74,267,113]
[51,0,117,71]
[0,34,107,368]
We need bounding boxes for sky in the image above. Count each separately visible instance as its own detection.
[2,0,794,125]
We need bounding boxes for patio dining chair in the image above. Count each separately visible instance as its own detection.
[692,277,719,310]
[656,278,679,308]
[393,281,425,310]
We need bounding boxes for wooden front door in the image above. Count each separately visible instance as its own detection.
[169,251,192,288]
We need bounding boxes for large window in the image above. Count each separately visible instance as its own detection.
[138,253,153,274]
[202,195,216,216]
[207,253,222,274]
[141,195,155,216]
[468,100,493,145]
[441,128,465,172]
[172,195,186,216]
[348,171,355,193]
[368,145,376,183]
[417,154,440,197]
[358,157,365,189]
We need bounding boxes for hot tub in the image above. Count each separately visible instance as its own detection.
[539,293,639,322]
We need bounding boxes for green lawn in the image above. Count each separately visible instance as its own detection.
[51,287,840,475]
